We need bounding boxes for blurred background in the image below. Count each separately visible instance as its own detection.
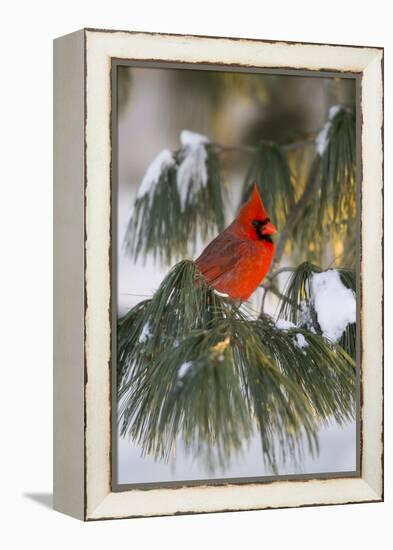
[116,65,357,485]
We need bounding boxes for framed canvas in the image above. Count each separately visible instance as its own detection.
[53,28,384,521]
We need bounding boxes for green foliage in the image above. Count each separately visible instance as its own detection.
[123,105,356,271]
[124,156,179,264]
[242,142,295,229]
[172,70,270,111]
[319,108,356,228]
[276,262,356,359]
[119,97,358,472]
[292,108,356,267]
[257,317,355,426]
[118,260,355,472]
[124,146,225,265]
[334,268,357,359]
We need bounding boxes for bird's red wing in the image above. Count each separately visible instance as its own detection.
[195,234,248,285]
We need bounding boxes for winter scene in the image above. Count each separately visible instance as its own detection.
[115,66,358,486]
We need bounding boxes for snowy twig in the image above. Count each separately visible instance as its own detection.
[266,266,296,282]
[260,280,299,313]
[315,105,342,156]
[211,136,316,156]
[212,143,255,154]
[260,267,297,312]
[310,270,356,343]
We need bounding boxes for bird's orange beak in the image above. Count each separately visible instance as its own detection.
[262,220,278,235]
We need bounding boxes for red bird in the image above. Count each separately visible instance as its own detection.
[196,184,277,301]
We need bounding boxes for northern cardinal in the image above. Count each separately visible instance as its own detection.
[196,184,277,301]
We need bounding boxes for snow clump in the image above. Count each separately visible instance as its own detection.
[310,269,356,343]
[136,149,175,202]
[315,105,342,156]
[138,322,152,344]
[275,319,309,350]
[176,130,210,211]
[177,361,193,380]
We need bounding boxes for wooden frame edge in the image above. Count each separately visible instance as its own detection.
[53,28,383,521]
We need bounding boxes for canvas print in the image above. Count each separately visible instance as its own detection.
[114,65,358,486]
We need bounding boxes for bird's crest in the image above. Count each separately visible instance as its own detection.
[238,183,269,226]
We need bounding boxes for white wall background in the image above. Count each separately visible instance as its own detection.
[1,1,391,548]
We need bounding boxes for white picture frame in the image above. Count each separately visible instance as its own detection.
[53,28,383,521]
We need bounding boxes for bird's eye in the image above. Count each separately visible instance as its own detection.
[252,219,269,228]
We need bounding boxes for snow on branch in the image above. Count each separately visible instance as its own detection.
[275,319,309,350]
[310,270,356,343]
[177,130,210,211]
[118,260,355,472]
[136,149,175,202]
[276,262,356,357]
[315,105,342,156]
[124,129,224,265]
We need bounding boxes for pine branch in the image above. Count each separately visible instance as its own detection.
[260,267,297,311]
[266,266,297,282]
[118,260,355,472]
[260,282,288,304]
[260,278,299,313]
[272,107,356,267]
[124,141,225,265]
[274,154,321,266]
[124,108,355,268]
[276,262,356,359]
[241,142,296,229]
[212,136,315,155]
[289,107,356,267]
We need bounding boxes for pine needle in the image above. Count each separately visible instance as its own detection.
[118,260,355,472]
[277,262,357,359]
[241,142,295,229]
[124,146,225,265]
